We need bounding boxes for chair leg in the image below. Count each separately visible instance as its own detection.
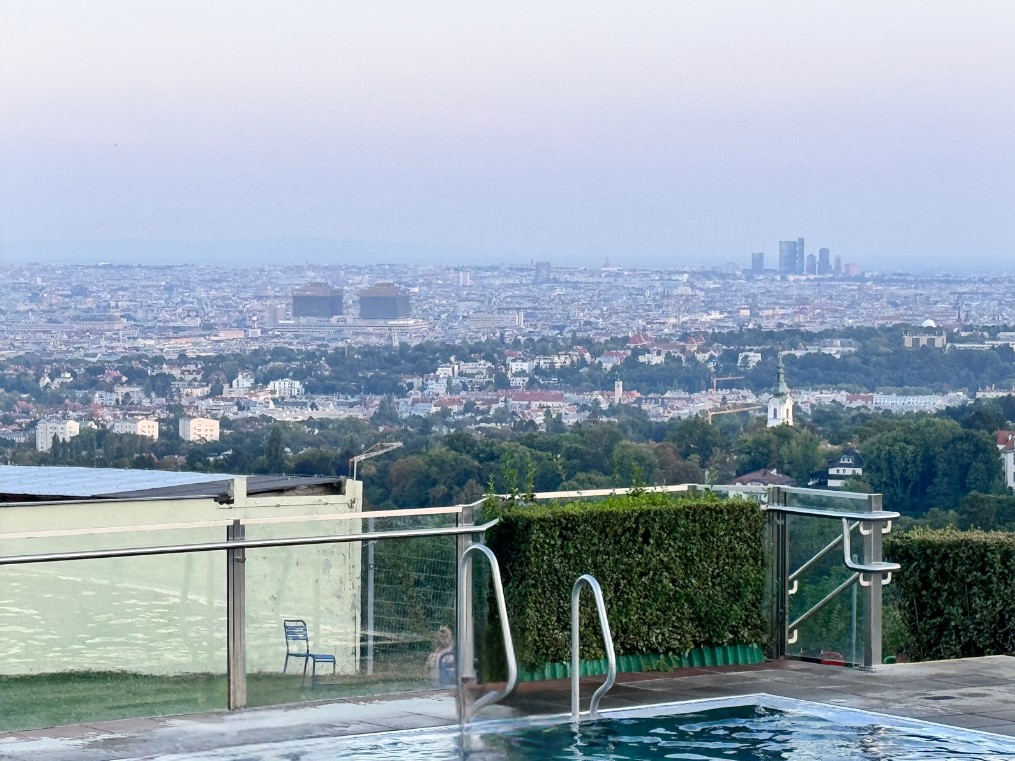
[283,653,289,674]
[302,657,309,686]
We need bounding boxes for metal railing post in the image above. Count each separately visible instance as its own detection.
[456,504,476,685]
[365,515,375,676]
[767,487,789,660]
[863,493,884,669]
[226,519,246,710]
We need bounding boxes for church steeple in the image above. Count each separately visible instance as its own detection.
[768,353,794,427]
[774,354,790,396]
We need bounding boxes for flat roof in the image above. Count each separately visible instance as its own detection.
[0,465,344,502]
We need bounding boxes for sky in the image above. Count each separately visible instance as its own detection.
[1,1,1013,272]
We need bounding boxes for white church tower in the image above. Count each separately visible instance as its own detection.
[767,355,794,427]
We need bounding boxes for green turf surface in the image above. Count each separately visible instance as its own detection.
[0,670,435,732]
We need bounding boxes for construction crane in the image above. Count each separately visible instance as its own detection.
[706,405,762,424]
[711,375,744,393]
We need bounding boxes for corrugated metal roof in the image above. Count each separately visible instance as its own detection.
[0,466,343,502]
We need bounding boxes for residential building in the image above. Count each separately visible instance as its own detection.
[179,416,220,442]
[267,379,305,398]
[998,431,1015,491]
[35,419,80,452]
[826,448,864,488]
[733,468,794,487]
[110,419,159,440]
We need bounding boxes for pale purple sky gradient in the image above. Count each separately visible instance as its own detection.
[2,1,1013,270]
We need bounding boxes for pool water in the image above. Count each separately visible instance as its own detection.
[162,699,1015,760]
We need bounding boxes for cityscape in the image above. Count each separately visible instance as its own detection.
[3,249,1014,501]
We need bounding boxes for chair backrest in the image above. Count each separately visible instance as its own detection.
[284,619,309,655]
[437,651,456,687]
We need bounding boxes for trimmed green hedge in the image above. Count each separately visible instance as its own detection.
[885,528,1015,661]
[484,493,766,672]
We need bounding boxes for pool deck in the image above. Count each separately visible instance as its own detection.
[3,656,1015,759]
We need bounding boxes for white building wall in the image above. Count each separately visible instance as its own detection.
[179,417,220,442]
[35,420,80,451]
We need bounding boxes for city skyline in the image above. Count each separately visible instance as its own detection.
[2,2,1013,272]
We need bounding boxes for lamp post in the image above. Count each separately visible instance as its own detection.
[349,441,403,675]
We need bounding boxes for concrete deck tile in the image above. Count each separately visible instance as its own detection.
[931,713,1015,730]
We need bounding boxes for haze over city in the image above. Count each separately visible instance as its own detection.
[2,1,1014,271]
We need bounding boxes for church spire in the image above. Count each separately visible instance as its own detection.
[775,354,790,396]
[768,353,794,427]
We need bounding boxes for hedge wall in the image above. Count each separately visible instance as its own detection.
[885,528,1015,661]
[484,493,766,672]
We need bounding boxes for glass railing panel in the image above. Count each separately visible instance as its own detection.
[780,487,873,515]
[368,530,457,692]
[0,528,227,732]
[784,513,865,667]
[242,513,457,707]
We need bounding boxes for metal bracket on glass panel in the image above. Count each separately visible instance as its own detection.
[842,519,900,586]
[571,575,617,723]
[456,543,518,726]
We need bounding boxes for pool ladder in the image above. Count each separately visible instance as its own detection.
[456,543,517,725]
[571,574,617,722]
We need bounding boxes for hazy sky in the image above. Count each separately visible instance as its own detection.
[2,1,1013,271]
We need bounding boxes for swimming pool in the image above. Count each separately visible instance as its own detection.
[150,695,1015,760]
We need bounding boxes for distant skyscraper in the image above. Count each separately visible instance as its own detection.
[818,248,830,275]
[533,260,552,284]
[751,252,764,273]
[796,237,805,274]
[834,255,842,274]
[805,254,816,275]
[292,283,343,319]
[778,240,798,275]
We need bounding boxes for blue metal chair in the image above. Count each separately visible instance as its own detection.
[283,618,336,687]
[437,652,456,687]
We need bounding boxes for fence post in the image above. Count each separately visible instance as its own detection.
[226,519,246,709]
[766,487,788,660]
[862,493,884,669]
[456,504,476,684]
[365,515,376,676]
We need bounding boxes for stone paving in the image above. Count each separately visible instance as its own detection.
[2,656,1015,759]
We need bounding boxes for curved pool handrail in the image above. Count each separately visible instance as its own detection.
[571,574,617,722]
[457,543,517,724]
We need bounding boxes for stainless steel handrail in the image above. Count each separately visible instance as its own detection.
[571,574,617,722]
[456,543,517,725]
[0,520,500,566]
[842,518,900,580]
[788,521,859,588]
[765,505,900,521]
